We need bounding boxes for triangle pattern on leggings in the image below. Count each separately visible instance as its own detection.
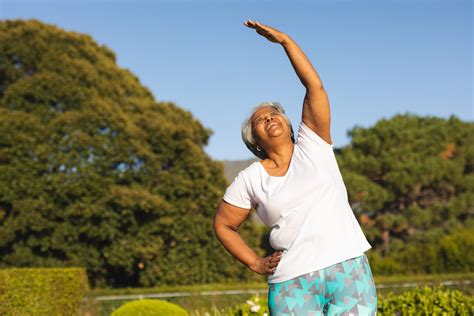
[267,255,378,315]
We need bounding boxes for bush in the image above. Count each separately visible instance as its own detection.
[439,229,474,273]
[0,267,89,316]
[378,286,473,315]
[225,287,473,316]
[225,293,268,315]
[367,228,474,275]
[366,251,403,275]
[111,299,189,316]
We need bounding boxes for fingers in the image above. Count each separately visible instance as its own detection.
[244,19,275,40]
[243,19,255,28]
[272,251,283,260]
[272,252,283,265]
[244,19,264,29]
[255,21,265,28]
[266,251,284,274]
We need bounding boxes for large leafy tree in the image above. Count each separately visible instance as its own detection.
[338,113,473,262]
[0,19,263,287]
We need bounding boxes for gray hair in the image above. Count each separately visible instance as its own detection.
[241,101,295,160]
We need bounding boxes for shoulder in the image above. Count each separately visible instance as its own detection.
[296,120,334,149]
[231,161,259,182]
[244,161,261,178]
[301,118,333,146]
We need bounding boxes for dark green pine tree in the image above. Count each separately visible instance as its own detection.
[337,113,473,272]
[0,19,264,287]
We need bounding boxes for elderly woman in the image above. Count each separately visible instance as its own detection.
[213,19,377,315]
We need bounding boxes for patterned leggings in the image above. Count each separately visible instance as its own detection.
[267,254,377,315]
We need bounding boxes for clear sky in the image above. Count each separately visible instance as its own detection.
[1,0,472,161]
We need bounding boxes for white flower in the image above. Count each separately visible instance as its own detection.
[263,313,268,316]
[246,299,256,306]
[250,305,261,313]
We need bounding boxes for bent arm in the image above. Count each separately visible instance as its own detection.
[281,35,332,145]
[213,199,260,271]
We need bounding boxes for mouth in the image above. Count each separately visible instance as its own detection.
[266,122,279,131]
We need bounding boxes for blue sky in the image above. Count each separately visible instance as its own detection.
[1,0,472,161]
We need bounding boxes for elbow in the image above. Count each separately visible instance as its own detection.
[213,215,237,237]
[213,214,226,237]
[213,214,220,235]
[306,82,324,92]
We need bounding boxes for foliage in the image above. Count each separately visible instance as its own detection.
[377,286,474,315]
[366,228,474,275]
[224,293,268,316]
[0,18,262,288]
[111,299,188,316]
[220,287,473,316]
[0,267,89,316]
[338,113,473,272]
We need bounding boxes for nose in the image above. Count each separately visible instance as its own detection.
[265,117,277,131]
[265,115,274,122]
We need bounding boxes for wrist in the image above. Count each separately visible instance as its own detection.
[248,256,260,272]
[280,34,291,46]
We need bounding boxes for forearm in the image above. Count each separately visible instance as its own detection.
[214,224,260,271]
[281,34,323,89]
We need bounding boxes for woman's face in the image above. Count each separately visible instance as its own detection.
[251,107,290,146]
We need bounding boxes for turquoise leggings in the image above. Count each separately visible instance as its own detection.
[267,254,377,315]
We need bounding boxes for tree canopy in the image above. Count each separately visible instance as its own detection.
[338,113,473,273]
[0,19,263,287]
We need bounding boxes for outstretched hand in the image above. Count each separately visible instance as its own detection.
[244,19,288,44]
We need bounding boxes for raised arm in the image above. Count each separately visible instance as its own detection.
[244,19,332,145]
[281,36,332,145]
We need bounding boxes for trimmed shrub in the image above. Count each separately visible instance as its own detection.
[0,267,89,316]
[378,286,474,315]
[111,299,188,316]
[224,286,473,316]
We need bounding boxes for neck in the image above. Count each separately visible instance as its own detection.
[264,141,294,167]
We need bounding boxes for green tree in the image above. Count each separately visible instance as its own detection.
[339,113,473,268]
[0,19,262,287]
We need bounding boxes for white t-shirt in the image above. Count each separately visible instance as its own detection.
[222,120,372,283]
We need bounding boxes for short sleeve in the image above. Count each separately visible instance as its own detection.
[297,120,334,149]
[223,170,255,209]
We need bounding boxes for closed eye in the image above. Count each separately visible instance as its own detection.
[255,110,279,125]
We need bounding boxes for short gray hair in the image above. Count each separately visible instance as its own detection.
[241,101,295,160]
